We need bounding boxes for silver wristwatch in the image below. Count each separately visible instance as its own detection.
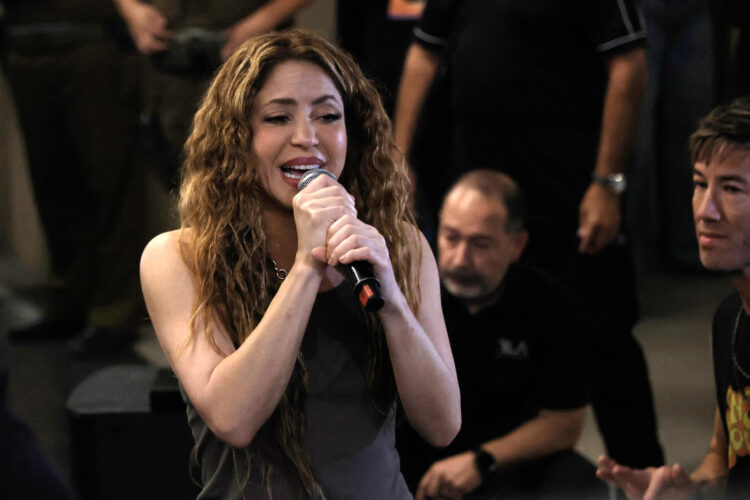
[592,172,626,194]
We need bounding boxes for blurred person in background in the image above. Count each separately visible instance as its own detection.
[394,0,664,469]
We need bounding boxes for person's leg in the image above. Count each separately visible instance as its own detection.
[522,218,663,468]
[5,48,89,339]
[533,450,608,500]
[62,42,147,356]
[6,50,85,283]
[576,242,664,468]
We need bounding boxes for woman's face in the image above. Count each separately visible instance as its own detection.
[250,59,348,209]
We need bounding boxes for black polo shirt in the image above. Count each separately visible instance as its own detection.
[411,0,646,224]
[398,264,588,486]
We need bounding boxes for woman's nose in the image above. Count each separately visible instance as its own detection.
[291,118,319,148]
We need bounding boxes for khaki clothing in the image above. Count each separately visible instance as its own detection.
[5,2,147,329]
[140,0,290,188]
[151,0,268,29]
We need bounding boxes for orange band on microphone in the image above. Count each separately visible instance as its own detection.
[359,285,374,307]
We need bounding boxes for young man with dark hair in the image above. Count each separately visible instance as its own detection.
[598,97,750,499]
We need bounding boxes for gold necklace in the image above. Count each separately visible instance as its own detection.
[732,305,750,380]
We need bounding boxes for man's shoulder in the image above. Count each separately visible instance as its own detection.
[714,291,742,326]
[712,291,742,357]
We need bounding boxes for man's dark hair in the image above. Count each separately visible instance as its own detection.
[444,169,526,232]
[690,96,750,165]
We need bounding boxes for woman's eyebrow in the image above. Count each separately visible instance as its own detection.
[311,94,340,105]
[260,94,340,108]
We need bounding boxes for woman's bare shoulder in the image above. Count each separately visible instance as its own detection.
[142,229,188,264]
[140,229,194,284]
[399,222,429,260]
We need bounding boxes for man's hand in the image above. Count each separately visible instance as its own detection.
[118,0,173,54]
[596,455,696,500]
[577,182,621,254]
[416,452,483,500]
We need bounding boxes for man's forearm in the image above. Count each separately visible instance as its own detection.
[691,408,729,487]
[393,43,440,155]
[593,47,647,178]
[481,408,585,467]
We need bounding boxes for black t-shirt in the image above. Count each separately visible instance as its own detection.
[336,0,419,114]
[411,0,646,223]
[398,264,589,486]
[712,292,750,498]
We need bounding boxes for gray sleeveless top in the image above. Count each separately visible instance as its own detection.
[181,283,413,499]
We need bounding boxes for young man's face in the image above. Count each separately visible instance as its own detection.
[693,146,750,273]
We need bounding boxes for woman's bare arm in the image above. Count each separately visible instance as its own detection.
[141,230,324,448]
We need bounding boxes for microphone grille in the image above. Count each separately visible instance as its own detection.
[297,168,338,191]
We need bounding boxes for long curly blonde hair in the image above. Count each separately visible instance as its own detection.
[178,29,420,498]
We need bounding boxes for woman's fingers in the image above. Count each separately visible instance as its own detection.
[292,181,357,253]
[325,218,385,266]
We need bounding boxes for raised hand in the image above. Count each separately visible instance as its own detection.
[597,455,695,500]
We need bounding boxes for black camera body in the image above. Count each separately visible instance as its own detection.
[151,27,224,75]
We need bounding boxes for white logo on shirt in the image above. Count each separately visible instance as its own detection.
[496,339,529,359]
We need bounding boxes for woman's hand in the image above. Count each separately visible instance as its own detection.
[324,214,399,301]
[292,174,357,266]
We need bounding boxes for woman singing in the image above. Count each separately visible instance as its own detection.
[139,29,460,499]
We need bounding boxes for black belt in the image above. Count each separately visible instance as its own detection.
[6,22,110,53]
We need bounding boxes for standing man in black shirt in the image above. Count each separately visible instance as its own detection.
[4,0,146,353]
[399,170,605,499]
[394,0,663,469]
[598,98,750,499]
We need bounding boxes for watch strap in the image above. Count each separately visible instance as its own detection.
[472,446,496,481]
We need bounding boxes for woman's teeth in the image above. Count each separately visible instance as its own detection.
[282,165,319,179]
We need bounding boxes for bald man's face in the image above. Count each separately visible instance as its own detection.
[438,186,527,302]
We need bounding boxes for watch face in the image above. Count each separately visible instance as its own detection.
[611,175,627,194]
[594,173,626,194]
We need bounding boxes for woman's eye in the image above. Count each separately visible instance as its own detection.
[320,113,342,123]
[265,115,289,124]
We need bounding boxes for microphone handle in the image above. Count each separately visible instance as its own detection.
[339,261,385,312]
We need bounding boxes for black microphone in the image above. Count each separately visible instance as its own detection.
[298,168,385,312]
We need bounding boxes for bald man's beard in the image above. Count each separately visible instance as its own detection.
[440,267,501,303]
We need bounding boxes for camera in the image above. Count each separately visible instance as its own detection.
[151,27,225,75]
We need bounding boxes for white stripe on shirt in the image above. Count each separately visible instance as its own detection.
[597,30,646,52]
[413,26,448,47]
[617,0,635,34]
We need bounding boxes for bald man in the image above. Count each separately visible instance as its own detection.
[398,170,605,500]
